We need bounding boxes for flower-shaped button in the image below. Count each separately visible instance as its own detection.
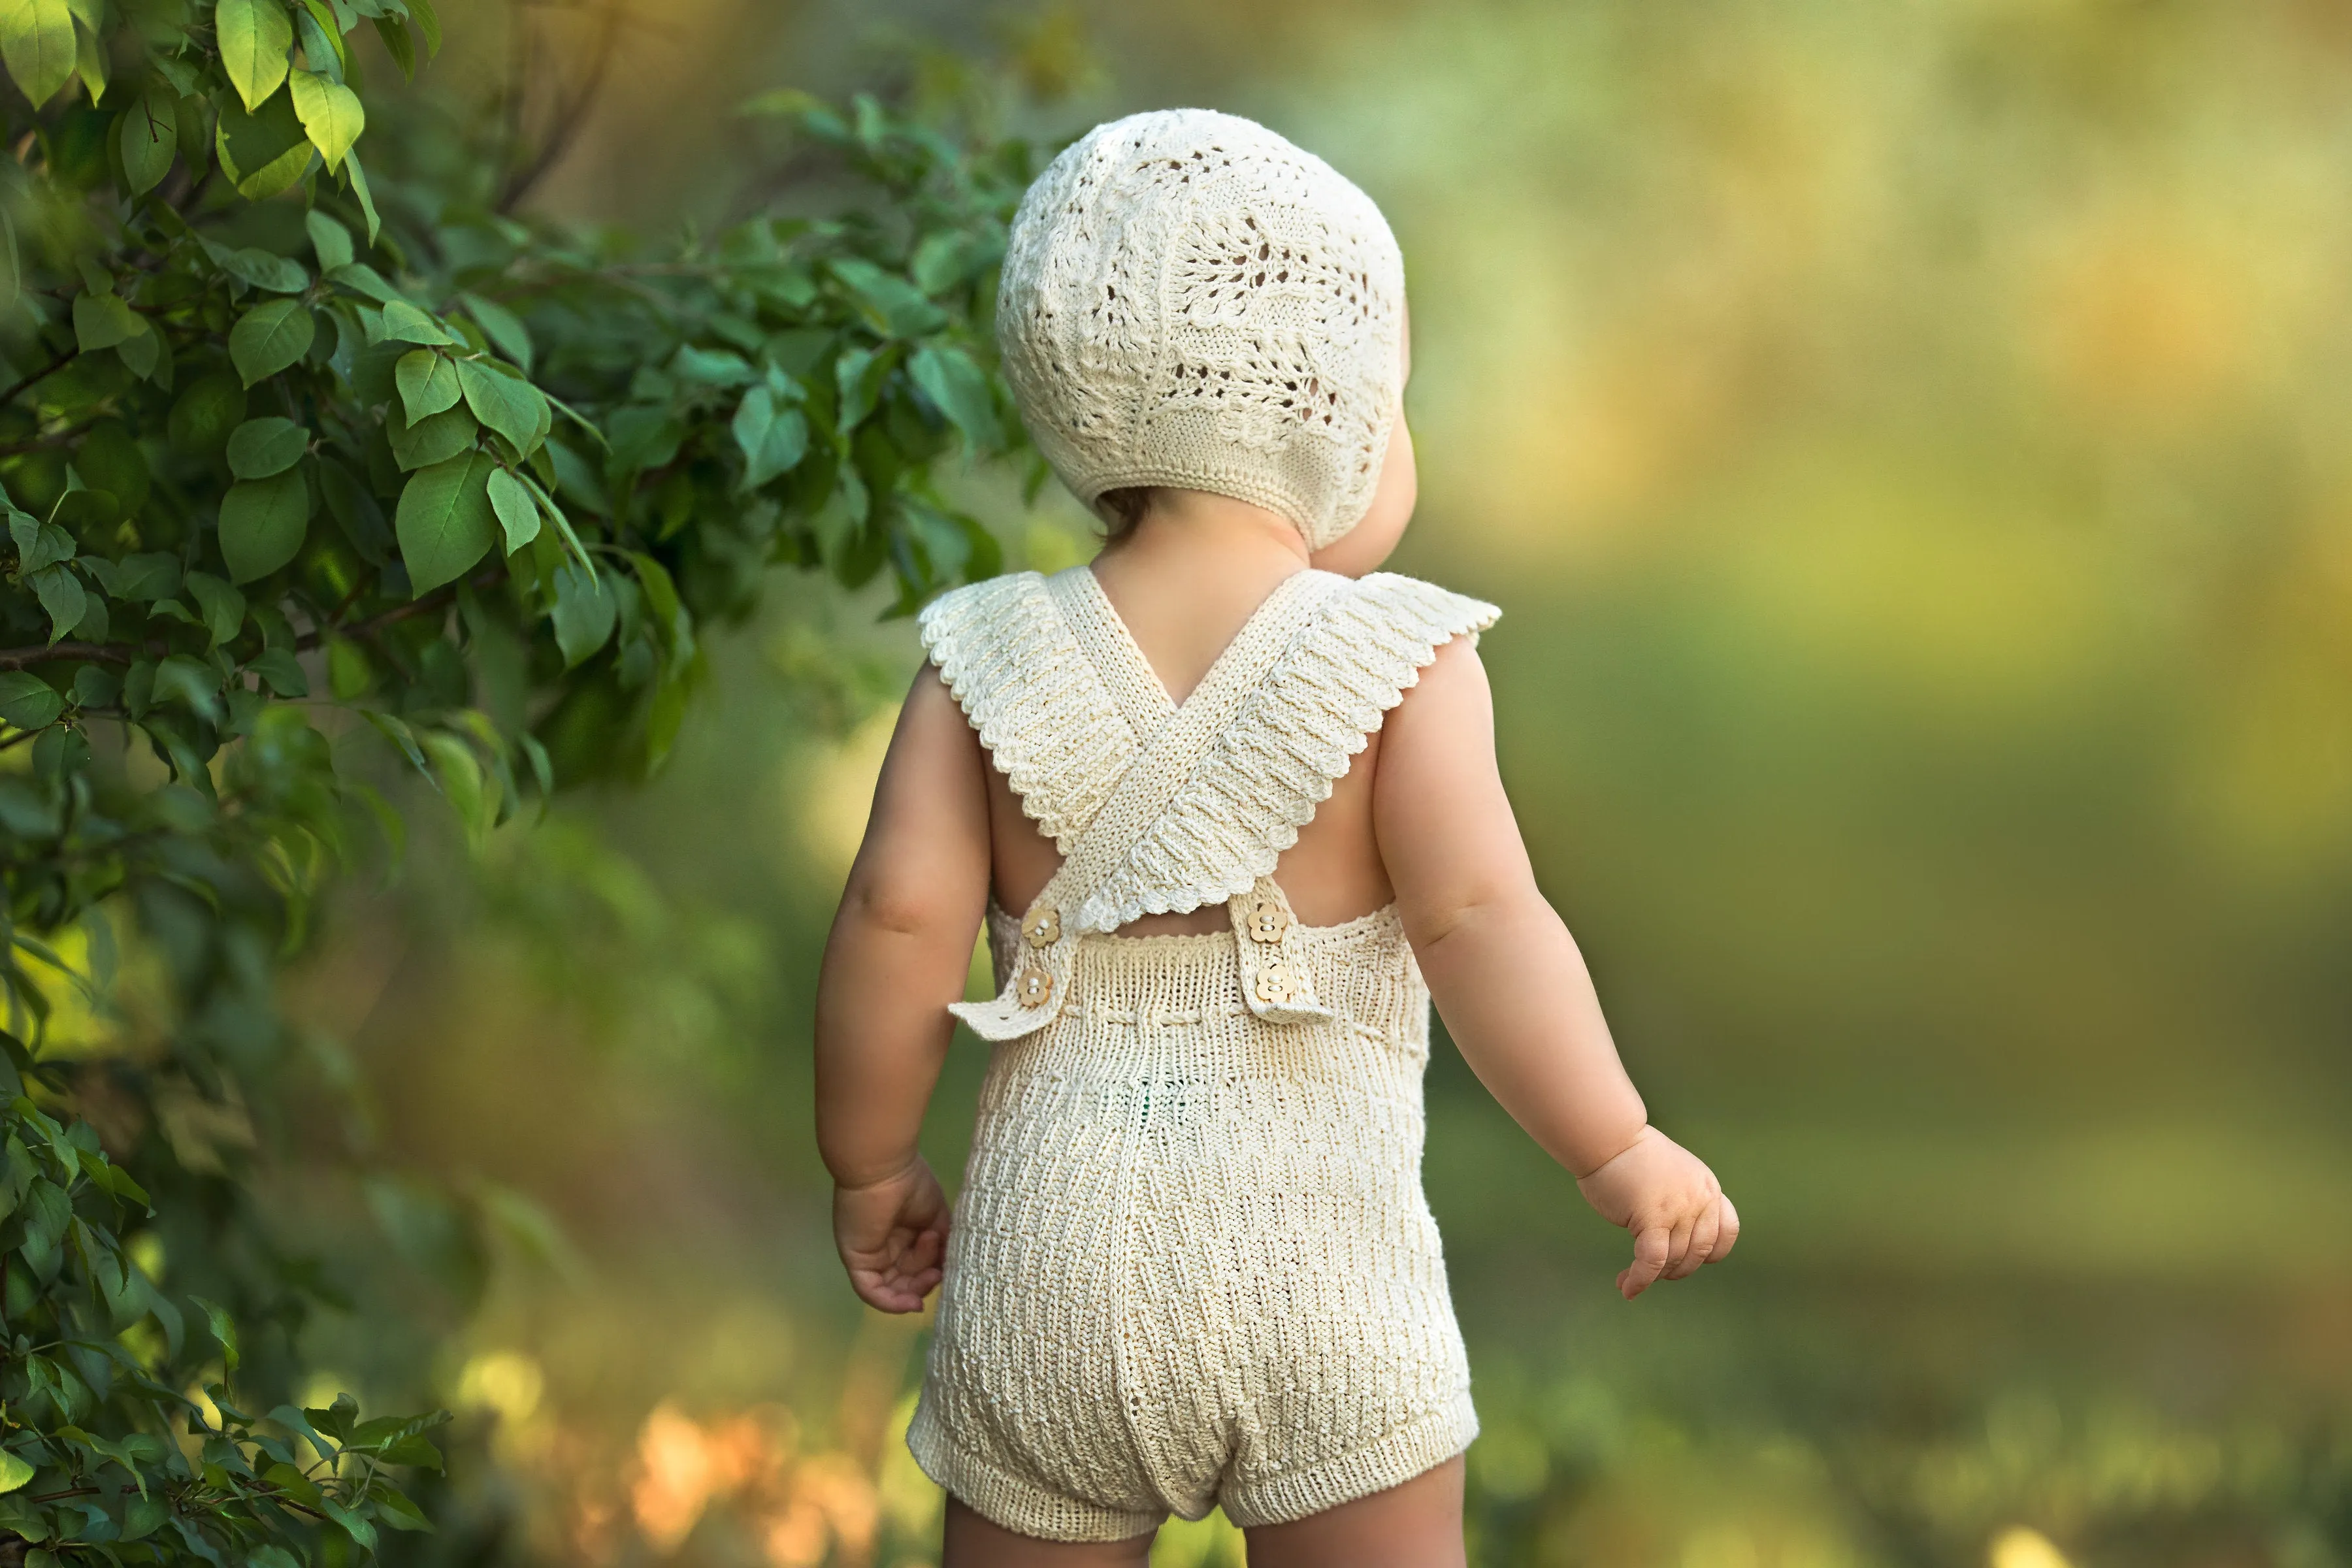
[1023,907,1062,947]
[1253,964,1290,1004]
[1015,964,1054,1007]
[1246,898,1289,943]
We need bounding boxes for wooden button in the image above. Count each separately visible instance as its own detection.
[1015,964,1054,1007]
[1253,965,1290,1004]
[1023,907,1062,947]
[1246,898,1289,943]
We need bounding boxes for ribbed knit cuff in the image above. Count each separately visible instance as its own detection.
[905,1397,1168,1545]
[1217,1389,1481,1529]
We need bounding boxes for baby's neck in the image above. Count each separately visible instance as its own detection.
[1088,491,1311,705]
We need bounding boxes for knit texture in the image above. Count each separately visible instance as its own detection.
[906,565,1496,1541]
[996,109,1407,551]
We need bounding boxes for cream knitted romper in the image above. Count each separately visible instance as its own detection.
[903,562,1499,1542]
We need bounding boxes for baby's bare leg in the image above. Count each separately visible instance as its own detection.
[1242,1455,1466,1568]
[942,1498,1156,1567]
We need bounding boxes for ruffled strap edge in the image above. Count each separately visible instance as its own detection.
[917,573,1134,855]
[1071,572,1501,932]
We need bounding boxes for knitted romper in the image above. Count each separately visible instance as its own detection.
[903,562,1498,1542]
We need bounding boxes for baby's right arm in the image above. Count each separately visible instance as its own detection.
[1375,637,1739,1299]
[814,669,992,1313]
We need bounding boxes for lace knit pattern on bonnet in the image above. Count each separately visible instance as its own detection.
[996,109,1407,550]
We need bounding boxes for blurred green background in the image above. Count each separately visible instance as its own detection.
[223,1,2352,1564]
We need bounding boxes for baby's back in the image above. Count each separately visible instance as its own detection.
[975,557,1473,935]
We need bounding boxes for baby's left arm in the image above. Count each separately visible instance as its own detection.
[1376,636,1739,1299]
[813,668,992,1312]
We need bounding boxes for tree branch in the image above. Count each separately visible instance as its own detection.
[495,2,625,215]
[0,346,79,410]
[295,564,506,652]
[0,640,157,670]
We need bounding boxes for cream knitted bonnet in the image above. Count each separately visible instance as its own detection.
[996,109,1407,551]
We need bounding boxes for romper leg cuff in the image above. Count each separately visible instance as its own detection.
[906,1398,1168,1544]
[1217,1389,1480,1530]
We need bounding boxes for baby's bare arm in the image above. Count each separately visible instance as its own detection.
[1374,638,1738,1297]
[813,668,990,1310]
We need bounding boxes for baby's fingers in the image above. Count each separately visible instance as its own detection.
[1709,1194,1740,1262]
[1668,1203,1721,1281]
[1618,1224,1673,1299]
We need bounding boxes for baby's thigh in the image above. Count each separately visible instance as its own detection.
[943,1498,1156,1568]
[1241,1455,1466,1568]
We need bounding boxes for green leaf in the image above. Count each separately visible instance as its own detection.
[487,467,538,553]
[112,551,181,600]
[208,243,308,293]
[408,0,440,54]
[10,513,70,573]
[229,297,316,386]
[343,146,381,242]
[836,341,895,431]
[217,0,293,112]
[288,67,362,169]
[225,416,308,479]
[293,1,345,77]
[266,1403,338,1464]
[910,341,999,449]
[246,646,307,696]
[369,13,413,79]
[190,1294,240,1372]
[730,385,808,489]
[71,291,139,352]
[214,88,312,198]
[0,0,74,107]
[77,419,150,517]
[218,468,310,582]
[0,672,62,731]
[184,570,247,646]
[305,208,353,272]
[828,257,948,338]
[395,348,460,423]
[549,559,613,667]
[387,402,476,471]
[457,357,547,457]
[327,261,400,306]
[0,1450,30,1495]
[120,1494,165,1541]
[320,1495,377,1552]
[394,449,497,596]
[114,318,160,381]
[27,564,84,644]
[378,299,452,346]
[169,373,247,455]
[118,88,178,196]
[152,653,223,723]
[370,1483,433,1529]
[458,291,531,372]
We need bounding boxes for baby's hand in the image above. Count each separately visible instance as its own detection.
[1573,1126,1739,1299]
[832,1158,951,1313]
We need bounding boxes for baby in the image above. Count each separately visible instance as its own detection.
[815,109,1737,1567]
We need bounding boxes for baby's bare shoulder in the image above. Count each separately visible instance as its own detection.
[1385,632,1494,740]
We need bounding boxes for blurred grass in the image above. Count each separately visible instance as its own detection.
[246,1,2352,1563]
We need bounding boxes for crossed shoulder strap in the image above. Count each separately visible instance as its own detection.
[918,566,1501,1041]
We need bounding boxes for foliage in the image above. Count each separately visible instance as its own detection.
[0,1,1034,1561]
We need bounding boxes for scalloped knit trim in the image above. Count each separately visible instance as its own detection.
[1070,571,1499,931]
[916,572,1135,855]
[921,569,1499,926]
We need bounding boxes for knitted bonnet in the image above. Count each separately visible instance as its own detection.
[996,109,1407,551]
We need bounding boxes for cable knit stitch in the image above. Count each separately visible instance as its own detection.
[906,564,1494,1541]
